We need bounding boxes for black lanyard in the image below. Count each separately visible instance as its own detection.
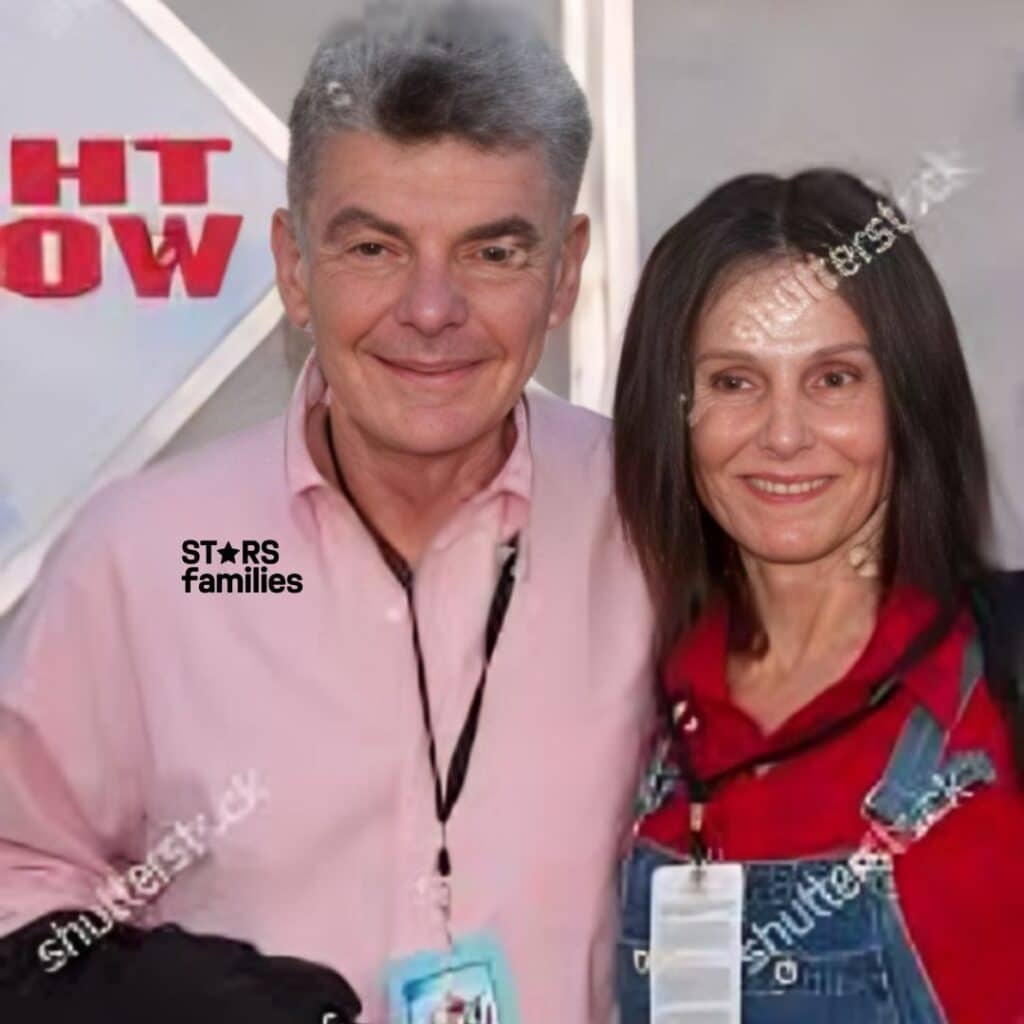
[324,415,519,883]
[662,674,901,862]
[662,602,957,863]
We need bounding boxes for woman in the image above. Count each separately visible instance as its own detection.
[612,169,1024,1024]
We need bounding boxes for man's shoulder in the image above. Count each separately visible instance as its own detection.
[524,381,612,462]
[66,415,286,550]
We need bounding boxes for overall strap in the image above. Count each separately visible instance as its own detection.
[862,636,995,840]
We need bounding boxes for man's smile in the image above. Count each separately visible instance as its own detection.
[370,353,486,386]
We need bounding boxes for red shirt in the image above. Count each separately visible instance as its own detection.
[637,586,1024,1024]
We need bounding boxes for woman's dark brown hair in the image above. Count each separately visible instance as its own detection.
[614,168,1022,776]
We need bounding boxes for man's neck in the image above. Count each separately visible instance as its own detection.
[310,402,518,567]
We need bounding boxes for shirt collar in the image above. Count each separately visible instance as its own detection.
[283,351,333,499]
[283,352,533,530]
[665,584,971,731]
[846,585,970,729]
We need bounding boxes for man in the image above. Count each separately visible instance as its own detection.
[0,5,653,1022]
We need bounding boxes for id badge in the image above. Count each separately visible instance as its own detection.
[384,931,520,1024]
[650,863,744,1024]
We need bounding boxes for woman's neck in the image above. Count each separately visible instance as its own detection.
[728,551,883,735]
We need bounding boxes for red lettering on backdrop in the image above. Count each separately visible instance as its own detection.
[132,138,231,203]
[2,137,241,298]
[109,214,242,297]
[1,216,101,297]
[11,139,127,205]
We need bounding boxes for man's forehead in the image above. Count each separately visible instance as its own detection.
[311,130,558,230]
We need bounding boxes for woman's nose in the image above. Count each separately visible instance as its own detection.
[757,390,814,457]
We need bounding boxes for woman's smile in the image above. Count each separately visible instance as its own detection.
[740,474,837,502]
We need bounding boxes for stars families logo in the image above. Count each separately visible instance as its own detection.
[181,538,303,594]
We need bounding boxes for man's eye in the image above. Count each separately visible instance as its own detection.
[480,245,515,263]
[351,242,386,257]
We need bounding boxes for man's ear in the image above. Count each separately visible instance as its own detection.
[271,208,311,328]
[547,213,590,330]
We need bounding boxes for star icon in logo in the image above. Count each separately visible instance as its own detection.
[217,541,239,563]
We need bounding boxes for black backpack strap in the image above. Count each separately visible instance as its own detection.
[969,570,1024,780]
[969,571,1024,692]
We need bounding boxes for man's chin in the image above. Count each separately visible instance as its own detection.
[369,407,508,458]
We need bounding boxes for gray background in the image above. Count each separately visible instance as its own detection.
[633,0,1024,566]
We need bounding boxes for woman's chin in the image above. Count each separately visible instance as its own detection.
[738,535,848,569]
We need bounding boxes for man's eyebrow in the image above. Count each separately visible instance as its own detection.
[696,342,872,364]
[320,209,543,250]
[321,206,410,245]
[457,216,542,248]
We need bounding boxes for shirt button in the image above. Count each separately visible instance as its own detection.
[774,956,799,987]
[412,875,432,905]
[386,605,404,623]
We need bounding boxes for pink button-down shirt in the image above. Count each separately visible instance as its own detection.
[0,354,654,1022]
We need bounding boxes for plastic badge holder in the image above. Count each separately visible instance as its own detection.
[650,863,744,1024]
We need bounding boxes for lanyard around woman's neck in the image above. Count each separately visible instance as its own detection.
[662,600,958,863]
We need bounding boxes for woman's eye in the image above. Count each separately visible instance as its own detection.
[819,369,859,388]
[711,374,751,391]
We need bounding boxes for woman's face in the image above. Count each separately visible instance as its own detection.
[688,259,891,569]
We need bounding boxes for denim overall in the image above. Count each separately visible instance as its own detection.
[617,638,997,1024]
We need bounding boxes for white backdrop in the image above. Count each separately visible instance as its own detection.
[0,0,286,614]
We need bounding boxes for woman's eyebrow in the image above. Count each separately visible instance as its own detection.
[812,342,872,358]
[695,348,757,364]
[696,341,871,364]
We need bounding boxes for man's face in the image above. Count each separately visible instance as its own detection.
[273,131,588,457]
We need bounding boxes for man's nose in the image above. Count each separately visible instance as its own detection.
[393,257,469,337]
[757,388,814,457]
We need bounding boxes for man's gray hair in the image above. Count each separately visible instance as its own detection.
[286,2,592,239]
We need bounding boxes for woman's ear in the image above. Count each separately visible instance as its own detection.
[271,208,312,329]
